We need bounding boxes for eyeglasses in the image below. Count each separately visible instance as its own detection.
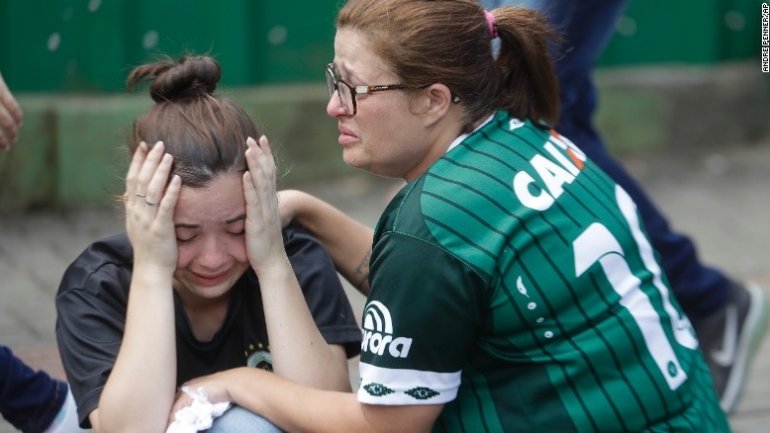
[325,63,423,116]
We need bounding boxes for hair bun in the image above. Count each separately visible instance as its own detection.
[127,55,221,102]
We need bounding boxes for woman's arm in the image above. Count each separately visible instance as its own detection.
[278,189,374,295]
[174,367,443,433]
[242,136,351,391]
[93,142,182,433]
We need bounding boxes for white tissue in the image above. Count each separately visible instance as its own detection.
[166,386,231,433]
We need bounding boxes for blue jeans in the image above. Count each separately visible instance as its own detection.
[205,406,283,433]
[480,0,731,318]
[0,345,68,433]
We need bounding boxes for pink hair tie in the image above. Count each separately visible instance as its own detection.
[484,10,498,39]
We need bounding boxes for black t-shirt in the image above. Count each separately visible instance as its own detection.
[55,225,361,427]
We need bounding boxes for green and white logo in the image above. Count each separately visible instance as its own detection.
[361,300,413,358]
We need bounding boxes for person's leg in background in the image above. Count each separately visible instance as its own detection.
[480,0,769,414]
[548,0,735,317]
[0,345,86,433]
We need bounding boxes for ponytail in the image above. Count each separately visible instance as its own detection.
[492,7,561,125]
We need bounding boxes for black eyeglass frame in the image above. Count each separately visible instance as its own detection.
[325,63,425,116]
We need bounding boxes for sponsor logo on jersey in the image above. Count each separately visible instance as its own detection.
[361,300,413,358]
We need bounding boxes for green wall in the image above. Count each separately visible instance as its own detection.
[601,0,762,66]
[0,0,340,92]
[1,0,764,93]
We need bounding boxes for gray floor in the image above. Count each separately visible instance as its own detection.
[1,141,768,432]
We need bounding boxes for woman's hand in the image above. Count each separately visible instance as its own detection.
[272,189,375,295]
[169,369,239,420]
[124,141,181,274]
[276,189,300,228]
[242,136,288,273]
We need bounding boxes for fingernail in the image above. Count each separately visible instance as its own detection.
[246,136,256,146]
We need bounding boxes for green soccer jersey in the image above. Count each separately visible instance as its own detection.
[357,111,729,432]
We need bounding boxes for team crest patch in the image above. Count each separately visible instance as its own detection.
[363,383,395,397]
[245,342,273,371]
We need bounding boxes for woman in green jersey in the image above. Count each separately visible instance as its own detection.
[170,1,730,431]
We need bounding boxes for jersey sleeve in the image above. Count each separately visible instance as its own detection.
[283,224,362,358]
[55,257,131,428]
[357,232,486,405]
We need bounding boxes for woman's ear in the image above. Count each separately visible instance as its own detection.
[413,83,453,126]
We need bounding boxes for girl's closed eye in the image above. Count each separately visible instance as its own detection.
[175,228,197,244]
[226,219,245,237]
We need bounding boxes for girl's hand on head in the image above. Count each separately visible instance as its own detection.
[243,136,287,272]
[123,141,181,274]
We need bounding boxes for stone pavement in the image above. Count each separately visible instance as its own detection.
[1,141,769,432]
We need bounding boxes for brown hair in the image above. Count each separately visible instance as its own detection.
[336,0,560,131]
[126,55,260,187]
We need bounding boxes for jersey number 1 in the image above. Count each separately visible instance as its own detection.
[573,186,698,391]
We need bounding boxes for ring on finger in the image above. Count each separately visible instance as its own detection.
[135,192,147,197]
[145,199,158,206]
